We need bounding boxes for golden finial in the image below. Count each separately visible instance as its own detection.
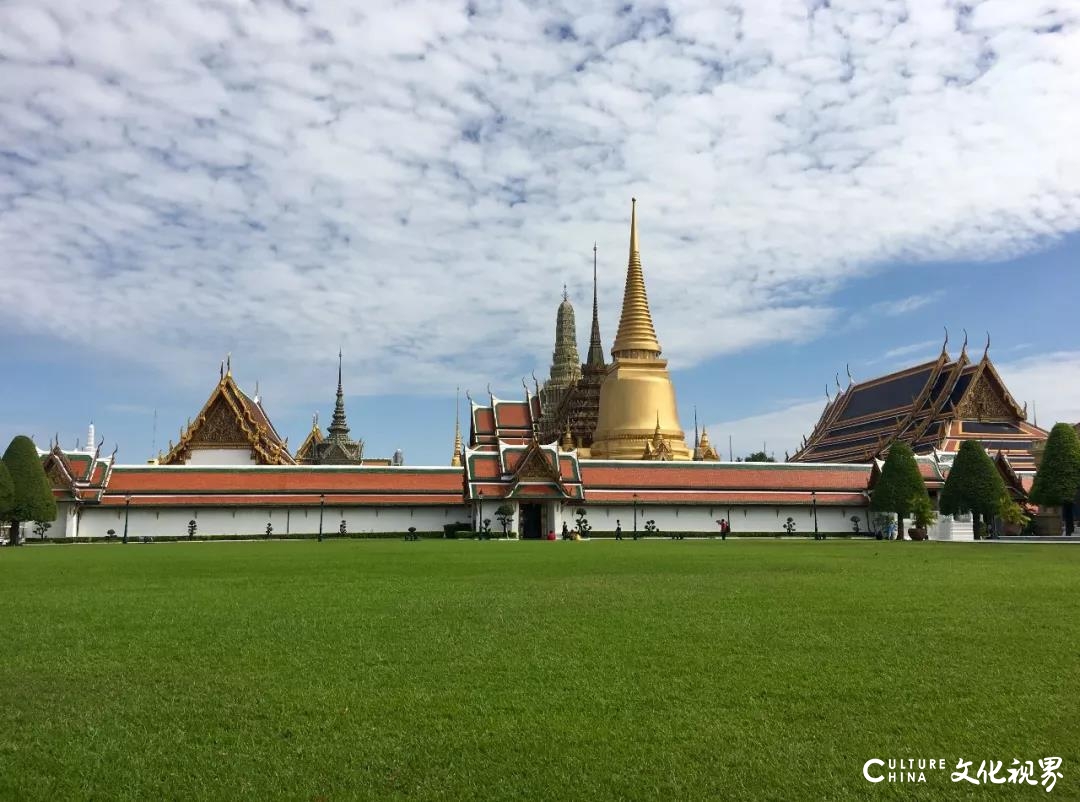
[226,353,231,376]
[451,388,463,467]
[983,331,990,360]
[611,197,662,359]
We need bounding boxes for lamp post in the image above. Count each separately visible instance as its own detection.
[812,490,819,539]
[318,493,325,542]
[123,494,132,544]
[478,490,484,536]
[633,493,639,536]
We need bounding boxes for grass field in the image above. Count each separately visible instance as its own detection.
[1,540,1077,801]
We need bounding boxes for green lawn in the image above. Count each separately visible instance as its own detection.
[1,540,1077,801]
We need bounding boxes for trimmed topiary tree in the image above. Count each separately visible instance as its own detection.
[870,442,928,542]
[2,436,57,545]
[1029,423,1080,536]
[939,440,1006,539]
[0,461,15,533]
[494,503,514,538]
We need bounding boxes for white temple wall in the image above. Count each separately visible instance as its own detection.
[74,505,471,538]
[49,501,871,539]
[555,504,868,535]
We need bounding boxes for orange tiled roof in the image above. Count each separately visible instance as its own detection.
[104,466,463,500]
[585,490,867,506]
[100,493,464,507]
[580,461,871,492]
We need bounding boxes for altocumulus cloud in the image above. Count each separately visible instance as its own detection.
[1,0,1079,402]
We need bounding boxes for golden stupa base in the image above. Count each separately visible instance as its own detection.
[590,357,692,460]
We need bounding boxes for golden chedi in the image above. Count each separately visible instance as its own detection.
[590,199,691,460]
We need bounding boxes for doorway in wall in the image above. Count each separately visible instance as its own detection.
[520,503,543,539]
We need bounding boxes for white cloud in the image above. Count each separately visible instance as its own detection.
[996,351,1080,429]
[0,0,1078,407]
[708,398,828,463]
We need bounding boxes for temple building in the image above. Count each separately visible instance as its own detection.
[295,352,365,465]
[790,334,1047,470]
[590,199,691,460]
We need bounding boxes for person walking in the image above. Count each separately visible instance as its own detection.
[562,521,570,540]
[720,519,729,541]
[615,520,623,541]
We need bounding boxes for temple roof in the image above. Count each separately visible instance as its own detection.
[42,445,115,502]
[791,342,1044,468]
[101,465,463,507]
[469,393,541,448]
[579,460,871,506]
[463,438,584,500]
[162,367,294,465]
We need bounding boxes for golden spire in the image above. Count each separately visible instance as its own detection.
[451,388,463,467]
[611,198,662,359]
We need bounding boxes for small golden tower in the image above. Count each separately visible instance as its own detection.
[590,199,691,460]
[451,388,463,467]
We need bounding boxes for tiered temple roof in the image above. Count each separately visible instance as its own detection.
[41,444,115,503]
[549,244,608,449]
[791,337,1046,470]
[538,287,582,440]
[465,390,582,501]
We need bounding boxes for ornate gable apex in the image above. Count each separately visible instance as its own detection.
[163,372,295,465]
[294,417,324,464]
[954,356,1025,421]
[506,439,564,484]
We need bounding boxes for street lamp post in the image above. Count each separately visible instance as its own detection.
[478,490,484,538]
[318,494,325,542]
[812,490,819,539]
[123,495,132,544]
[633,494,639,537]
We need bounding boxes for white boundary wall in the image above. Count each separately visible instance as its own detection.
[76,505,472,538]
[555,504,867,535]
[50,502,872,538]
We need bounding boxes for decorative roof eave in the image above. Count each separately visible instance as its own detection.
[991,451,1026,498]
[42,447,77,492]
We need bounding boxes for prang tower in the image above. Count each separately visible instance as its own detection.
[590,199,691,460]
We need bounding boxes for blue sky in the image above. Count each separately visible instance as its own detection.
[2,1,1079,465]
